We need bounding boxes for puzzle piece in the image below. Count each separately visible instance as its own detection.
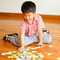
[8,56,13,58]
[33,58,36,60]
[32,51,37,53]
[26,55,31,59]
[36,47,40,48]
[38,59,42,60]
[32,47,41,49]
[23,51,26,54]
[31,48,35,49]
[16,58,21,60]
[35,56,38,58]
[31,54,36,58]
[22,58,25,60]
[26,55,30,58]
[31,47,40,50]
[27,47,31,49]
[7,51,12,55]
[48,45,52,47]
[26,58,31,60]
[24,54,28,57]
[12,54,17,57]
[17,53,23,56]
[1,52,7,55]
[39,55,44,58]
[20,55,25,58]
[47,53,52,56]
[57,58,60,60]
[25,58,30,60]
[13,51,17,53]
[27,52,33,55]
[37,52,41,55]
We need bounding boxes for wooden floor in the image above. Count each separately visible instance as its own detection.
[0,19,60,60]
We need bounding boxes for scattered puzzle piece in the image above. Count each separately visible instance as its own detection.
[33,58,36,60]
[23,51,26,54]
[17,53,23,56]
[28,47,31,49]
[32,51,37,53]
[27,52,33,55]
[13,51,17,53]
[35,56,38,58]
[47,53,52,56]
[20,55,25,58]
[48,45,52,47]
[31,54,36,58]
[36,47,40,48]
[57,58,60,60]
[8,56,13,58]
[12,54,17,56]
[1,52,7,55]
[37,52,41,55]
[16,58,21,60]
[24,54,28,57]
[31,48,35,49]
[31,47,40,50]
[38,59,42,60]
[7,51,12,55]
[39,55,44,58]
[26,58,30,60]
[26,55,30,58]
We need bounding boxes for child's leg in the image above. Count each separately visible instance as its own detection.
[33,33,52,43]
[9,35,34,47]
[42,33,52,43]
[10,36,20,46]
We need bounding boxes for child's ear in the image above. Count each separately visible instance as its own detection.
[34,11,36,15]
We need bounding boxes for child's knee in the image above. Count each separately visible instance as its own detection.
[46,35,52,43]
[42,33,52,43]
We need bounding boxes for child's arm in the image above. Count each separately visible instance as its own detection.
[18,33,25,52]
[20,34,24,47]
[37,29,44,47]
[18,20,26,52]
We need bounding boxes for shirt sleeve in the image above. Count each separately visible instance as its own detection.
[38,16,45,30]
[20,20,26,34]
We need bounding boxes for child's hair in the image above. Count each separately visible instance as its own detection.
[21,1,36,13]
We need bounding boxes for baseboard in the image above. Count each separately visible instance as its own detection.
[0,12,60,23]
[0,12,23,20]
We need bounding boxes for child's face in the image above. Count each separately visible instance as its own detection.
[23,12,36,22]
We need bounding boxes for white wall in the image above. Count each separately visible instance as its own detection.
[0,0,60,15]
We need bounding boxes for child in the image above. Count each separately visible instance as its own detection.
[3,1,52,52]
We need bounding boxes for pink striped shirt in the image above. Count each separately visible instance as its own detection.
[20,14,45,36]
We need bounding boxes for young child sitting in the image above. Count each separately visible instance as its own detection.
[3,1,52,52]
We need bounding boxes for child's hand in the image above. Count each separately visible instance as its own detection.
[18,46,25,52]
[37,43,44,47]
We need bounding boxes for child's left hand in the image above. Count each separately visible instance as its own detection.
[37,43,44,47]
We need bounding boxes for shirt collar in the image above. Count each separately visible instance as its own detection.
[34,14,38,20]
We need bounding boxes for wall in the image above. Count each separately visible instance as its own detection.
[0,0,60,15]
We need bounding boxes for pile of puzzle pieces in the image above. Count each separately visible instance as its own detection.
[1,45,59,60]
[1,47,43,60]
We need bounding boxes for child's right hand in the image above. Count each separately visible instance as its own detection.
[18,46,25,52]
